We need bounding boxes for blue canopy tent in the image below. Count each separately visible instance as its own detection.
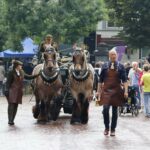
[3,38,38,58]
[0,51,4,58]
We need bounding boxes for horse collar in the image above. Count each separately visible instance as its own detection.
[40,70,59,86]
[71,70,90,82]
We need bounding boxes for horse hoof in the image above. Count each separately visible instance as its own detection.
[81,118,88,124]
[70,120,75,125]
[70,118,81,125]
[37,120,47,124]
[81,121,88,124]
[52,117,58,121]
[37,114,48,123]
[32,106,40,119]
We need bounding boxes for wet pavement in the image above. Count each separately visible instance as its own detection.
[0,95,150,150]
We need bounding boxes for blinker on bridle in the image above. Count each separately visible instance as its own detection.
[73,50,82,55]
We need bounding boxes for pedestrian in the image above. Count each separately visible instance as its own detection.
[140,64,150,117]
[124,61,132,78]
[8,59,15,71]
[128,62,142,108]
[97,49,128,136]
[4,60,38,125]
[0,60,5,96]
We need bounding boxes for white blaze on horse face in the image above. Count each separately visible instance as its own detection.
[75,64,82,70]
[73,52,84,70]
[44,52,55,70]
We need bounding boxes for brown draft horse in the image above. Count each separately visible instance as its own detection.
[69,49,94,124]
[32,47,63,123]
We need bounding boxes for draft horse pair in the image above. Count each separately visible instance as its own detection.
[32,47,94,124]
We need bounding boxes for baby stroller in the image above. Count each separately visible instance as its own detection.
[119,86,139,116]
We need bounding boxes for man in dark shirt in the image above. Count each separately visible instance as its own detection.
[97,49,128,136]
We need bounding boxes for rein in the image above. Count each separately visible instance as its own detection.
[71,51,89,82]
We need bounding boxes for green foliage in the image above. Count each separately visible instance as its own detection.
[0,0,106,51]
[0,0,8,51]
[105,0,150,49]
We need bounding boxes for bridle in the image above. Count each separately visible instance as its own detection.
[44,58,57,66]
[71,50,90,82]
[41,51,59,86]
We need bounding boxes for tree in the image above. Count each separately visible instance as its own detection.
[0,0,8,51]
[105,0,150,51]
[3,0,35,51]
[1,0,106,51]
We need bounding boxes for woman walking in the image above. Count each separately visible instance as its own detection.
[5,60,38,125]
[140,64,150,117]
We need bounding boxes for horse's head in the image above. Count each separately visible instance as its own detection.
[72,49,85,71]
[43,47,57,71]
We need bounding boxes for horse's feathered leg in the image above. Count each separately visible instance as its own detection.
[50,95,62,121]
[81,99,89,124]
[37,100,47,123]
[32,93,40,119]
[70,98,81,124]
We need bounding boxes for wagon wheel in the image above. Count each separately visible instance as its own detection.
[131,105,139,117]
[118,107,122,116]
[134,108,139,117]
[63,89,73,114]
[131,108,134,116]
[131,105,135,116]
[32,105,40,119]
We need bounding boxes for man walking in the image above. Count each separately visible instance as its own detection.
[128,62,142,108]
[97,49,128,136]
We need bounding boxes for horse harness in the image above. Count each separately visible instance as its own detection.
[40,50,59,86]
[40,54,59,86]
[70,69,90,82]
[40,70,59,86]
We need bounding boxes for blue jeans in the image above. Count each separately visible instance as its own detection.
[143,92,150,117]
[103,105,118,131]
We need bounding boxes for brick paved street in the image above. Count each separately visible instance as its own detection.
[0,95,150,150]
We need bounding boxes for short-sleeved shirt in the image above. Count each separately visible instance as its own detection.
[141,73,150,92]
[99,61,127,83]
[128,68,142,86]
